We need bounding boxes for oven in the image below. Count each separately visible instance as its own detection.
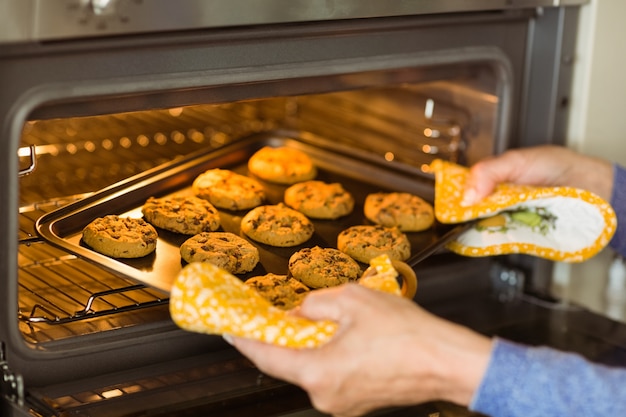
[3,1,626,416]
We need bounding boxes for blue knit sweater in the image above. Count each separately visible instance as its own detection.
[470,164,626,417]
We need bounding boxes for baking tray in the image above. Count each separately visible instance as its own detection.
[36,130,455,292]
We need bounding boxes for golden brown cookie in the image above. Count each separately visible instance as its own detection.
[364,192,434,232]
[245,273,310,310]
[192,168,265,211]
[337,225,411,263]
[288,246,361,289]
[180,232,260,274]
[240,203,314,247]
[284,181,354,219]
[248,146,317,184]
[82,215,158,258]
[141,195,221,235]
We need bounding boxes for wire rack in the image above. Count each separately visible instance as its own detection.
[18,220,171,344]
[17,100,288,344]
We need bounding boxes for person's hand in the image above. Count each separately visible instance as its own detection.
[462,145,614,205]
[229,284,492,417]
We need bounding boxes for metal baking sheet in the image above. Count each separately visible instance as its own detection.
[36,130,454,292]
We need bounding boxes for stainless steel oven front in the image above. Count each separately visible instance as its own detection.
[4,2,615,417]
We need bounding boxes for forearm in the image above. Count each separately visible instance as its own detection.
[431,321,493,406]
[470,338,626,417]
[564,152,614,202]
[609,164,626,257]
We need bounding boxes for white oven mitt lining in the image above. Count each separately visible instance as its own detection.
[430,159,617,263]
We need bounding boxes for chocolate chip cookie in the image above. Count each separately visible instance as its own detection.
[364,192,434,232]
[288,246,361,289]
[180,232,260,274]
[337,225,411,263]
[240,203,314,247]
[248,146,317,184]
[82,215,158,258]
[284,180,354,219]
[245,273,311,310]
[192,168,265,211]
[142,195,220,235]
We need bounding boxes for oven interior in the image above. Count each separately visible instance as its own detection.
[14,65,504,416]
[18,67,499,344]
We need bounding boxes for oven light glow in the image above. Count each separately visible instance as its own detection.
[119,137,132,149]
[188,129,205,143]
[171,131,186,144]
[137,134,150,147]
[422,144,439,154]
[100,389,124,399]
[66,143,78,155]
[423,128,441,138]
[384,152,395,161]
[424,98,435,119]
[91,0,113,16]
[49,146,60,156]
[17,147,31,157]
[84,141,96,152]
[168,107,184,117]
[154,132,167,145]
[210,132,228,147]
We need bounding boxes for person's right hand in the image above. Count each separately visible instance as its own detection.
[229,284,492,417]
[462,145,614,205]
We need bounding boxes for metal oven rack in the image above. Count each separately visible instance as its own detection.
[18,200,171,344]
[17,100,291,344]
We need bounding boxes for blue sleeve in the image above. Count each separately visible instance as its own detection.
[610,164,626,257]
[469,338,626,417]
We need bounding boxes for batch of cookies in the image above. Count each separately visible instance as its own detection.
[82,145,435,310]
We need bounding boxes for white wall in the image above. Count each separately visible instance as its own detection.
[555,0,626,320]
[568,0,626,161]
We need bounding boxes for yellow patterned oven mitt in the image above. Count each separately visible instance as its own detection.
[170,254,407,348]
[430,159,617,263]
